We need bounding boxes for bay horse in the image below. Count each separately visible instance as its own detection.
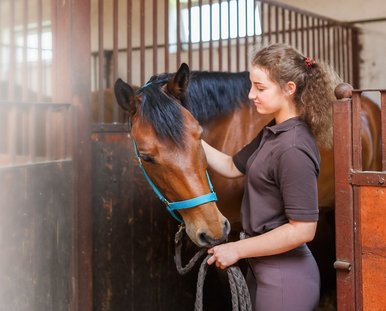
[114,63,381,306]
[114,62,381,232]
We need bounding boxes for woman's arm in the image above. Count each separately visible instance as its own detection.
[207,220,317,269]
[201,140,243,178]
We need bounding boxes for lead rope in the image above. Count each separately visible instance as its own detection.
[174,225,252,311]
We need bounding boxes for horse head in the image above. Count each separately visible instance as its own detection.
[114,63,230,247]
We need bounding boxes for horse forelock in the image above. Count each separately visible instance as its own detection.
[137,76,186,148]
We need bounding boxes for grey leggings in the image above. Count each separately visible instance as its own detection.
[246,245,320,311]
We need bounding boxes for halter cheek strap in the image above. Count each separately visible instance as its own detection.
[132,140,218,223]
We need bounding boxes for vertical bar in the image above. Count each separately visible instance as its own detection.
[188,0,192,67]
[294,12,299,49]
[288,10,292,45]
[333,85,356,311]
[153,0,158,74]
[140,0,145,85]
[281,8,285,43]
[236,0,240,72]
[259,1,263,47]
[112,0,119,121]
[37,0,43,101]
[98,0,104,122]
[22,0,29,101]
[274,5,278,42]
[176,0,181,69]
[127,0,133,84]
[164,0,169,73]
[218,0,222,71]
[267,3,272,45]
[227,0,231,71]
[351,27,360,88]
[209,0,213,71]
[244,0,248,70]
[352,91,362,170]
[306,16,310,56]
[8,0,15,102]
[381,91,386,170]
[300,14,305,53]
[312,18,316,58]
[199,0,203,70]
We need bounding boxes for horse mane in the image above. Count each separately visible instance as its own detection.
[137,71,251,147]
[186,71,251,123]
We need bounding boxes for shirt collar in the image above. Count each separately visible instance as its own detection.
[266,116,304,135]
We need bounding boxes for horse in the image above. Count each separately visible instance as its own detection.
[114,63,382,307]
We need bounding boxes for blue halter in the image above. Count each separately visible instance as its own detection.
[132,140,218,223]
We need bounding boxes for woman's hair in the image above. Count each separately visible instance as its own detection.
[250,43,341,148]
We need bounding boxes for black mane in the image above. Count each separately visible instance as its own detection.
[137,71,251,147]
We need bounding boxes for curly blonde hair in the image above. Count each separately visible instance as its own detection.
[250,43,341,148]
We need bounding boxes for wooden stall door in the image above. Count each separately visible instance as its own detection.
[0,0,92,310]
[333,85,386,311]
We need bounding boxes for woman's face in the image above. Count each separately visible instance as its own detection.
[248,65,290,122]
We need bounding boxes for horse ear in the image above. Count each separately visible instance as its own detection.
[114,78,137,116]
[167,63,190,99]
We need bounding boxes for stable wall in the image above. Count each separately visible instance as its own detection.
[279,0,386,89]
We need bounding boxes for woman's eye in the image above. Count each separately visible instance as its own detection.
[139,153,155,163]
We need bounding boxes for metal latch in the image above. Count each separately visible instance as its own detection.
[333,260,352,271]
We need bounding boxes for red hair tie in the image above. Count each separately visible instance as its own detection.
[305,57,316,68]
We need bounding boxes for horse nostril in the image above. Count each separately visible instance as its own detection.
[223,219,231,237]
[198,232,210,247]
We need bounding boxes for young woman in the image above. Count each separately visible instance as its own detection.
[202,43,339,311]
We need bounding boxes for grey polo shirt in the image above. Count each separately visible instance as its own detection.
[233,117,320,237]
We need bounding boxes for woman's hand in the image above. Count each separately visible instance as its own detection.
[207,242,240,269]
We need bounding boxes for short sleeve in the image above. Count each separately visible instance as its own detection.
[232,131,263,174]
[276,147,319,221]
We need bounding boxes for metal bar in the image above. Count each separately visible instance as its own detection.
[255,0,259,47]
[274,5,278,42]
[227,0,231,71]
[127,0,133,84]
[218,0,222,71]
[22,0,29,102]
[281,8,285,43]
[153,0,158,74]
[164,0,169,73]
[244,0,248,70]
[381,91,386,171]
[176,0,181,69]
[294,12,299,49]
[352,91,362,171]
[98,0,104,122]
[8,0,15,102]
[188,0,192,67]
[113,0,119,121]
[209,0,213,71]
[267,3,272,45]
[140,0,145,85]
[236,0,240,72]
[199,0,203,70]
[288,10,292,45]
[37,0,43,101]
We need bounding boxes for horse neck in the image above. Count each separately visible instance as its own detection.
[201,104,272,155]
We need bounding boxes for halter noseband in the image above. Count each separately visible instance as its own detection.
[132,140,218,223]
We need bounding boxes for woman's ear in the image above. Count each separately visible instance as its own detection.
[285,81,297,96]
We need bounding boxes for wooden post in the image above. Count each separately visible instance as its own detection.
[333,83,356,311]
[52,0,92,310]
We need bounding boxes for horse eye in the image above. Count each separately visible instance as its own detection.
[139,153,155,163]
